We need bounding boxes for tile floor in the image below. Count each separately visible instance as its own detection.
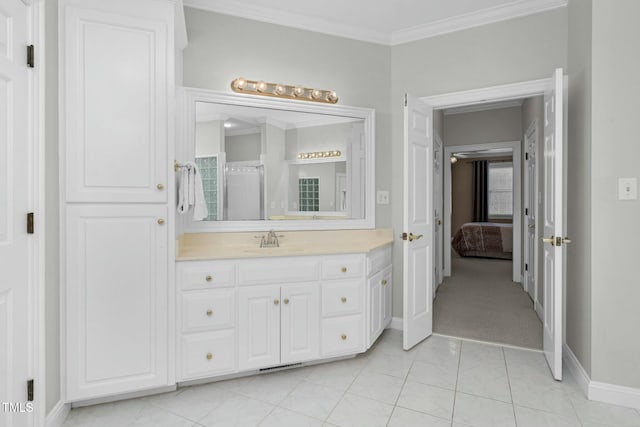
[62,330,640,427]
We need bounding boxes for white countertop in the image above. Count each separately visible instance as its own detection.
[176,228,394,261]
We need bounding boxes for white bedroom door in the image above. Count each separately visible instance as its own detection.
[402,94,434,350]
[0,0,32,425]
[542,68,567,381]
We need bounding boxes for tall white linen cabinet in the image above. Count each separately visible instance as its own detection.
[59,0,186,402]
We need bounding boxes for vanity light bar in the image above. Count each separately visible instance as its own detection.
[231,77,339,104]
[297,150,342,160]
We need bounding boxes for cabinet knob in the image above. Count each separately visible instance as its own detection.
[341,297,347,303]
[341,334,347,341]
[381,279,388,286]
[205,275,212,282]
[206,353,213,360]
[206,309,213,317]
[341,267,347,273]
[283,298,290,305]
[157,218,165,225]
[156,183,164,191]
[274,299,280,305]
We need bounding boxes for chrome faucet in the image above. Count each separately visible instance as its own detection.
[260,230,280,248]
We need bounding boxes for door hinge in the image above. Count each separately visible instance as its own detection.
[27,45,35,68]
[525,208,528,215]
[404,94,407,107]
[27,379,34,402]
[525,263,528,271]
[401,232,408,241]
[525,152,529,160]
[27,212,34,234]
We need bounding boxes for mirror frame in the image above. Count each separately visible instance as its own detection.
[177,87,375,232]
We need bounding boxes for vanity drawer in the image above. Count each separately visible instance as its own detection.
[321,280,363,317]
[321,315,363,356]
[238,256,320,285]
[367,245,392,276]
[321,255,365,280]
[178,261,236,290]
[181,290,235,333]
[180,330,236,380]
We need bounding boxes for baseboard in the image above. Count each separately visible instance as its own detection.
[388,317,403,331]
[45,400,70,427]
[590,381,640,410]
[534,301,544,322]
[562,343,590,397]
[563,343,640,410]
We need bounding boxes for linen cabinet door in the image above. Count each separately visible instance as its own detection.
[281,283,320,364]
[367,271,383,347]
[238,285,281,370]
[65,205,169,401]
[60,0,171,203]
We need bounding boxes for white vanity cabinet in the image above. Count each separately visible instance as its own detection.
[60,0,183,402]
[176,245,392,384]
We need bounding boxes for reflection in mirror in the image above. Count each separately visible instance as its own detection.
[194,101,366,221]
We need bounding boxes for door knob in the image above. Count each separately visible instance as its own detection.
[542,236,555,246]
[561,237,572,244]
[401,232,424,242]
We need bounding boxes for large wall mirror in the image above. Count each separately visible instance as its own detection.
[177,88,375,232]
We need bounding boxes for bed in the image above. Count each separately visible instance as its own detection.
[452,222,513,260]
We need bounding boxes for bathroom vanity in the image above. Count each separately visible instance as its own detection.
[176,230,393,383]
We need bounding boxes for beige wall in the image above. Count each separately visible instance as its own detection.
[590,0,640,388]
[566,0,593,377]
[444,106,523,147]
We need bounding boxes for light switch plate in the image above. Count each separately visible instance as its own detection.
[618,178,638,200]
[376,190,390,205]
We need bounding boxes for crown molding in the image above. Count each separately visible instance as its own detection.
[184,0,566,46]
[391,0,567,45]
[183,0,391,45]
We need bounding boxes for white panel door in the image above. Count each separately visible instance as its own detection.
[542,68,565,380]
[65,205,169,401]
[238,285,281,370]
[524,126,538,302]
[61,0,169,202]
[281,283,319,364]
[402,94,434,350]
[0,0,31,424]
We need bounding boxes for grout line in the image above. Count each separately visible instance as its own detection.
[385,334,420,426]
[502,346,518,426]
[450,340,463,425]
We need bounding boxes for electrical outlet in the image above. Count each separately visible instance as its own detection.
[376,190,390,205]
[618,178,638,200]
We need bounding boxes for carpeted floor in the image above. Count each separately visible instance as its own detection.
[433,254,543,349]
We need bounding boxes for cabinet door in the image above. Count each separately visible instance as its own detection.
[238,285,281,370]
[368,271,383,347]
[281,283,320,364]
[61,0,171,202]
[65,205,168,401]
[381,266,393,329]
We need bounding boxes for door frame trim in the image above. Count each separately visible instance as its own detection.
[443,141,522,282]
[24,0,47,424]
[420,77,552,284]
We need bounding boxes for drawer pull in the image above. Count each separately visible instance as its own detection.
[157,218,165,225]
[283,298,290,305]
[341,334,347,341]
[156,183,164,191]
[206,275,212,282]
[206,353,213,360]
[341,297,347,303]
[381,279,388,286]
[274,299,280,305]
[341,267,347,273]
[206,309,213,317]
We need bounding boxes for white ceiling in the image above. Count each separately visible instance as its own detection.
[183,0,566,45]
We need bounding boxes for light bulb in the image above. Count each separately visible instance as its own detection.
[450,156,458,164]
[327,91,338,103]
[274,85,286,95]
[293,87,304,97]
[311,89,322,99]
[232,77,247,90]
[256,81,267,92]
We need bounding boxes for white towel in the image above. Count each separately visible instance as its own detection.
[176,162,209,221]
